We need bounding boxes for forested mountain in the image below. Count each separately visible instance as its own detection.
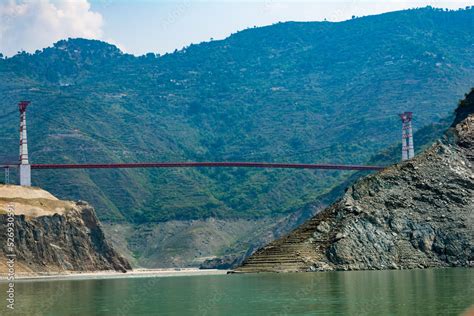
[0,7,473,225]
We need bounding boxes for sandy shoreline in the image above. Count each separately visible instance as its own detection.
[0,268,229,282]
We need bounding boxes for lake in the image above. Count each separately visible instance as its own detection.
[2,268,473,315]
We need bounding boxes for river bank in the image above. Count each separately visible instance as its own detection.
[0,268,228,282]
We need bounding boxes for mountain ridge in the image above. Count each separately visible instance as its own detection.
[1,7,472,224]
[1,7,474,268]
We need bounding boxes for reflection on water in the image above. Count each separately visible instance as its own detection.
[1,268,472,315]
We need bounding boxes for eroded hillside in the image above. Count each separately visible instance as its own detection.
[236,89,474,272]
[0,186,131,274]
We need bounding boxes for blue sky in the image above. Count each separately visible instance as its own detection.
[0,0,472,56]
[91,0,474,55]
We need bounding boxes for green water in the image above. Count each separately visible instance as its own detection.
[1,268,473,315]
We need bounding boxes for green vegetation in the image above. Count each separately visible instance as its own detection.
[0,7,473,223]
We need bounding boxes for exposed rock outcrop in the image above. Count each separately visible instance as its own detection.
[0,186,131,274]
[200,255,241,270]
[235,90,474,273]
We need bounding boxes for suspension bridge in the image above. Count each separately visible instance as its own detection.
[0,101,414,186]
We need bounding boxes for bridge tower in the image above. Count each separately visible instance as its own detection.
[399,112,414,161]
[4,167,10,184]
[18,101,31,186]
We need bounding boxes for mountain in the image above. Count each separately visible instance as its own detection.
[236,89,474,272]
[0,7,473,267]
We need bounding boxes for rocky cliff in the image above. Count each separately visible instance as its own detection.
[0,186,131,274]
[235,90,474,273]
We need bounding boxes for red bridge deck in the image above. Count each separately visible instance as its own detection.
[29,162,385,171]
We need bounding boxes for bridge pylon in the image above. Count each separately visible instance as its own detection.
[18,101,31,186]
[399,112,415,161]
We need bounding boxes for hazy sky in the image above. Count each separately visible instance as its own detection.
[0,0,472,56]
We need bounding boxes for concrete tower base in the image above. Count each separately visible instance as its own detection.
[19,164,31,186]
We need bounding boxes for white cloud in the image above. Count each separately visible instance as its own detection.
[0,0,103,56]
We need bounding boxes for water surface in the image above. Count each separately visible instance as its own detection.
[1,268,473,315]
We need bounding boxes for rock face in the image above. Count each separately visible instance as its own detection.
[0,186,131,274]
[200,255,241,270]
[236,90,474,273]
